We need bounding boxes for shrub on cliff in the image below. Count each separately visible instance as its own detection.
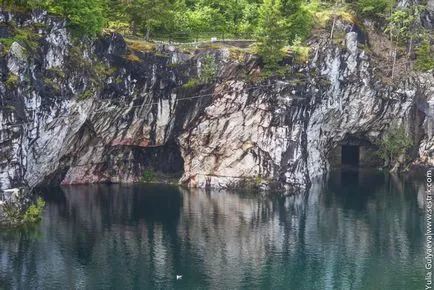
[6,0,106,36]
[124,0,172,39]
[142,170,156,183]
[23,197,45,224]
[255,0,287,70]
[1,196,45,226]
[378,124,413,170]
[200,54,218,83]
[356,0,394,19]
[415,37,434,72]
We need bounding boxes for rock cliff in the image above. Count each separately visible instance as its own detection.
[0,8,433,193]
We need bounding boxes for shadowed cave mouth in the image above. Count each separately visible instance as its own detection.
[329,136,382,169]
[40,139,185,186]
[103,138,185,183]
[342,145,359,167]
[130,139,185,182]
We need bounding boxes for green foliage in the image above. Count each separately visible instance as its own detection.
[290,36,311,63]
[255,0,287,71]
[48,67,66,79]
[142,170,156,183]
[43,77,60,92]
[2,196,46,226]
[254,0,312,71]
[92,61,117,78]
[385,8,416,44]
[23,197,45,224]
[126,39,156,52]
[356,0,393,18]
[415,37,434,72]
[78,88,94,100]
[6,74,19,88]
[181,54,217,88]
[183,6,225,38]
[126,53,141,62]
[5,105,16,111]
[286,6,314,42]
[2,203,23,225]
[0,26,39,52]
[5,0,106,36]
[237,2,260,36]
[378,124,413,166]
[124,0,173,38]
[182,78,200,89]
[67,0,105,36]
[200,54,217,83]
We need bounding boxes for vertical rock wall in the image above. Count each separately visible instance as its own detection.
[0,11,432,193]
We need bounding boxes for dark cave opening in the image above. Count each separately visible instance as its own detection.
[341,145,360,167]
[38,139,185,187]
[329,136,382,170]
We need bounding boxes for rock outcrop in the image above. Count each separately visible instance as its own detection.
[0,9,433,193]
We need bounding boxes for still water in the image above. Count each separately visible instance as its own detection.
[0,171,427,289]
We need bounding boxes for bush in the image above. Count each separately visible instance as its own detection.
[200,54,217,83]
[357,0,393,18]
[287,7,314,42]
[385,8,416,44]
[23,197,46,224]
[0,27,39,52]
[78,89,94,100]
[142,170,156,183]
[378,124,412,168]
[182,78,200,89]
[290,36,311,63]
[30,0,106,36]
[255,0,287,71]
[6,74,19,88]
[415,37,434,72]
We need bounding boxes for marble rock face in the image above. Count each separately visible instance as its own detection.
[0,10,433,193]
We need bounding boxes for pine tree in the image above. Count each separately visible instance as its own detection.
[415,37,434,72]
[58,0,106,36]
[255,0,286,70]
[124,0,172,39]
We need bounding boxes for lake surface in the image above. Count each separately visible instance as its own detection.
[0,170,427,289]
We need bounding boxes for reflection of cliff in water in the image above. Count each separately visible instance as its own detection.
[0,172,426,289]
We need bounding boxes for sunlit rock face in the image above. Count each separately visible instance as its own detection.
[0,11,433,192]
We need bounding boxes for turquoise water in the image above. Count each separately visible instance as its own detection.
[0,171,426,289]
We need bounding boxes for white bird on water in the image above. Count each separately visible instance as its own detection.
[176,275,182,280]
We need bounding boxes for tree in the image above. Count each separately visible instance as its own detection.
[124,0,172,39]
[58,0,106,36]
[184,5,225,39]
[415,36,434,72]
[27,0,106,36]
[356,0,394,19]
[378,124,413,170]
[285,5,313,43]
[385,8,416,45]
[255,0,287,70]
[237,2,260,37]
[195,0,253,35]
[199,54,217,83]
[280,0,302,17]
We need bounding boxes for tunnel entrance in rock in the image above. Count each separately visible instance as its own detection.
[341,145,360,167]
[329,136,382,169]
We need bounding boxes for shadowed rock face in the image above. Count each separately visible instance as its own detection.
[0,10,433,193]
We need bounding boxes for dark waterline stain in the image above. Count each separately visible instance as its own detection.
[0,172,426,290]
